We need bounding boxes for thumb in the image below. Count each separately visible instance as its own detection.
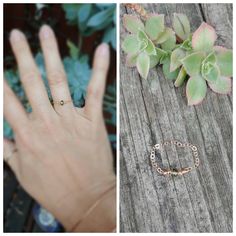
[4,138,19,173]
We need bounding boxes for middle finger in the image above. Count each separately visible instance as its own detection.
[39,25,74,115]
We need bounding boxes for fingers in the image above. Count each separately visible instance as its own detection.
[4,80,28,133]
[9,29,53,117]
[85,43,110,119]
[4,139,20,174]
[39,25,73,114]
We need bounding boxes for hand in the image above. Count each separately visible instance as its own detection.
[4,25,116,232]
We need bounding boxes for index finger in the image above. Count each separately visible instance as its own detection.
[4,80,28,133]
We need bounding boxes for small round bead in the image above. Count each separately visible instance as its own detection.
[60,100,64,105]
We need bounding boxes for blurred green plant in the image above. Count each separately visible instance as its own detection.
[62,3,116,50]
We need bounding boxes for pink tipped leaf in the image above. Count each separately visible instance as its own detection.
[186,75,207,105]
[136,52,150,79]
[145,14,165,40]
[192,22,217,52]
[122,35,140,55]
[123,14,144,34]
[214,46,232,77]
[208,76,232,94]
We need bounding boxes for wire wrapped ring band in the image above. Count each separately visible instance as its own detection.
[51,100,72,106]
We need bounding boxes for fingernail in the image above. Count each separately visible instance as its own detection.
[40,25,52,39]
[10,29,23,42]
[98,43,109,56]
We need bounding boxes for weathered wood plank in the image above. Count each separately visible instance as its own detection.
[120,3,232,232]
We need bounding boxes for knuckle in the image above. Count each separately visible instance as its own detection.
[47,70,67,87]
[87,85,101,100]
[21,71,40,85]
[17,128,31,149]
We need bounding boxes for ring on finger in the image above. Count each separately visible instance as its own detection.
[51,99,72,106]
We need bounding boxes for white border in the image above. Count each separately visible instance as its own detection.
[1,0,235,235]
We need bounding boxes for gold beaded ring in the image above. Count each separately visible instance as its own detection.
[51,100,72,106]
[150,140,200,176]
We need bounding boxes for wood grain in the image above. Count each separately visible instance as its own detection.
[120,3,232,233]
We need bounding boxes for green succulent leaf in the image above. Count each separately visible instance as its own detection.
[161,31,176,51]
[174,66,187,87]
[123,14,144,34]
[156,48,168,64]
[136,52,150,79]
[203,51,216,65]
[170,47,186,72]
[181,52,205,76]
[145,14,165,40]
[137,29,148,42]
[87,6,114,28]
[122,35,140,55]
[140,40,148,51]
[180,37,192,51]
[173,13,191,41]
[149,55,159,68]
[155,27,173,44]
[162,57,179,80]
[208,76,232,94]
[67,40,79,59]
[202,63,220,82]
[214,46,233,77]
[192,22,217,52]
[186,75,207,105]
[145,39,156,55]
[126,54,138,67]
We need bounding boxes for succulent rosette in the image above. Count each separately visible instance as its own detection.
[122,11,232,106]
[176,22,232,105]
[122,14,176,79]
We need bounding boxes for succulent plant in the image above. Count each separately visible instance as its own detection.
[122,10,232,106]
[122,14,177,79]
[171,19,232,105]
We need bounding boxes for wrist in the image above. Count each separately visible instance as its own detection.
[71,183,116,232]
[51,175,116,232]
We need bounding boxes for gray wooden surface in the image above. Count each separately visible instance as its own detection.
[120,4,232,233]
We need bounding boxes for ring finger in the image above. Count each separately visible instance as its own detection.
[39,25,73,115]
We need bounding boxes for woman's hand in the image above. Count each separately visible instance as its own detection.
[4,25,116,232]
